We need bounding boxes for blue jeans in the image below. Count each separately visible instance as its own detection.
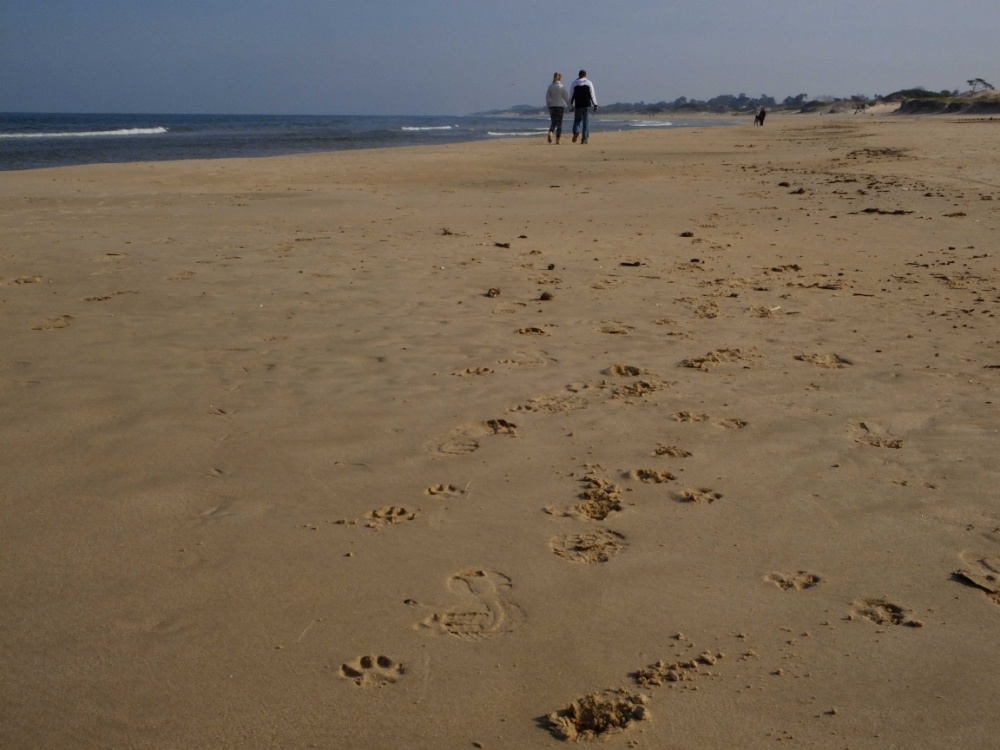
[573,107,592,142]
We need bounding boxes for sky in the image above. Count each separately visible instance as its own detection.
[1,0,998,116]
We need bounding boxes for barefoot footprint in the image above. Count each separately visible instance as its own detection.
[419,569,525,640]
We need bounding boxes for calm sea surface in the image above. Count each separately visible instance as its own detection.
[0,112,735,172]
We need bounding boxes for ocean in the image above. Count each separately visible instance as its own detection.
[0,112,735,172]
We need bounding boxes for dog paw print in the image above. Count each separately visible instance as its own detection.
[766,571,821,591]
[850,598,923,628]
[678,487,722,504]
[339,654,405,687]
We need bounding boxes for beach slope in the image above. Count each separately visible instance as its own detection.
[2,114,1000,748]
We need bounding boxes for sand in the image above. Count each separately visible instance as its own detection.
[2,112,999,748]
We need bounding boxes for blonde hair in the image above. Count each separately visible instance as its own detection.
[553,72,562,82]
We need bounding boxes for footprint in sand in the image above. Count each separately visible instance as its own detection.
[363,506,417,530]
[634,651,723,687]
[84,290,134,303]
[545,689,650,741]
[453,367,495,376]
[765,571,821,591]
[546,476,625,521]
[485,418,518,436]
[339,654,405,688]
[672,411,710,423]
[31,315,74,331]
[597,322,634,335]
[517,326,548,336]
[677,488,722,504]
[432,434,480,457]
[512,393,589,413]
[605,364,644,377]
[492,301,527,314]
[795,352,853,368]
[550,529,627,564]
[609,380,669,400]
[425,483,464,496]
[430,419,518,457]
[680,348,751,371]
[716,418,748,429]
[954,551,1000,604]
[749,305,785,318]
[850,598,924,628]
[497,349,551,367]
[850,420,902,449]
[419,569,525,641]
[654,444,692,458]
[695,301,721,319]
[630,469,676,484]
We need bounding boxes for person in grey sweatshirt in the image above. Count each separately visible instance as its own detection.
[545,72,571,144]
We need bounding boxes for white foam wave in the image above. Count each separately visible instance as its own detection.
[629,121,674,128]
[0,127,169,139]
[487,130,546,137]
[400,125,454,131]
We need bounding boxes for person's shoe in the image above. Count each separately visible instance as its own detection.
[572,133,578,143]
[547,132,552,143]
[555,137,560,144]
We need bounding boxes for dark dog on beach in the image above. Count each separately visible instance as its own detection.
[753,108,767,126]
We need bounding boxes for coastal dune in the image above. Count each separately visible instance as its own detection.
[2,114,1000,748]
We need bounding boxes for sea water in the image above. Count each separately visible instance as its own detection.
[0,112,734,171]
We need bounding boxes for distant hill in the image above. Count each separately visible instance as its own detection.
[891,90,1000,115]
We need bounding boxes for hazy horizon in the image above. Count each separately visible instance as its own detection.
[1,1,997,117]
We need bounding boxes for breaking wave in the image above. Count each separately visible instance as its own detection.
[0,127,169,139]
[487,130,547,137]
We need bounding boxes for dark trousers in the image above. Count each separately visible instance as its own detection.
[548,107,565,138]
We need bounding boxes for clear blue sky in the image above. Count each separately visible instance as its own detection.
[1,0,997,115]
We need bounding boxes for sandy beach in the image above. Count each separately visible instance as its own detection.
[3,112,1000,748]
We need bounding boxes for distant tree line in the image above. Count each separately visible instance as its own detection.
[494,82,997,117]
[500,93,845,116]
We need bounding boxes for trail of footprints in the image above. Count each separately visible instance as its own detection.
[343,154,998,730]
[345,362,737,693]
[340,358,943,743]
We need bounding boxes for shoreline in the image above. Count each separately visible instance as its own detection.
[3,117,1000,749]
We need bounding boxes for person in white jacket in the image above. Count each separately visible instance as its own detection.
[569,70,598,144]
[545,73,571,144]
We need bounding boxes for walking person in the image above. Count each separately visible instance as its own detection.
[570,70,598,144]
[546,73,570,144]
